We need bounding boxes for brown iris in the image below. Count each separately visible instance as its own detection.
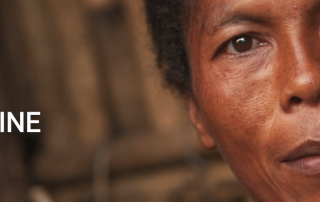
[232,36,253,53]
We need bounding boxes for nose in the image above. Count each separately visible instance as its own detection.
[280,49,320,112]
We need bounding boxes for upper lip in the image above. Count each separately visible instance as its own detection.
[282,140,320,162]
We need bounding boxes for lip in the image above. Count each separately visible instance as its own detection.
[282,140,320,175]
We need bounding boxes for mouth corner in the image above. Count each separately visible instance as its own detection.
[281,140,320,175]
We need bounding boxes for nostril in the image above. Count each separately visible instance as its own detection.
[289,96,302,105]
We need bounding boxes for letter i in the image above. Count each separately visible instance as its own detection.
[1,112,4,132]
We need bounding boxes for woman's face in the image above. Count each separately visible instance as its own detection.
[187,0,320,201]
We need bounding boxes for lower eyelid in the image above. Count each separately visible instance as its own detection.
[224,43,270,60]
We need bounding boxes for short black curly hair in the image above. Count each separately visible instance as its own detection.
[144,0,194,97]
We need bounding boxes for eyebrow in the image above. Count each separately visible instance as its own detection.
[204,11,272,35]
[219,13,271,27]
[205,0,320,35]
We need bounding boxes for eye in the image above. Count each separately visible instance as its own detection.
[225,35,261,54]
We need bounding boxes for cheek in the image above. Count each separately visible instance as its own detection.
[194,64,279,162]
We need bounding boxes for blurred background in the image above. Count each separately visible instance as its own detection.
[0,0,251,201]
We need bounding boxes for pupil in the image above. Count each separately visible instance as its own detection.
[232,36,253,53]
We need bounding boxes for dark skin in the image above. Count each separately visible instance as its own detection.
[187,0,320,201]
